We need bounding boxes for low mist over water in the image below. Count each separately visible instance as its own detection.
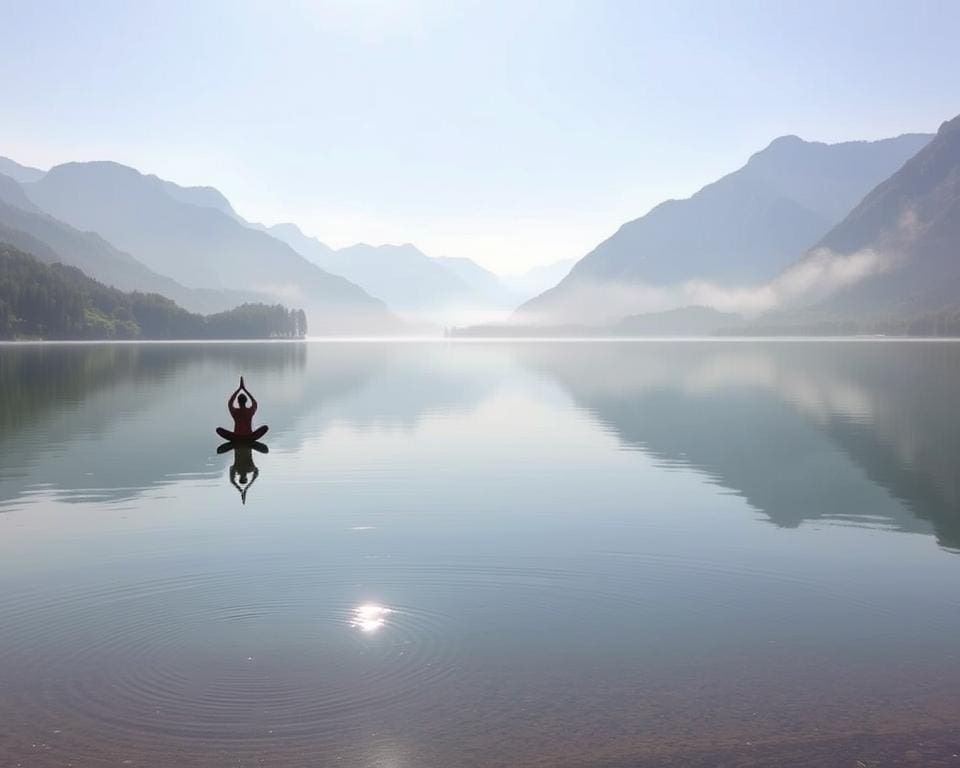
[2,340,960,766]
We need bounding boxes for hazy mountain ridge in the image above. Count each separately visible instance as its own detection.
[158,178,241,220]
[307,240,474,312]
[518,133,932,326]
[263,220,566,320]
[19,161,398,332]
[0,156,45,184]
[0,172,41,212]
[0,172,278,315]
[257,221,336,261]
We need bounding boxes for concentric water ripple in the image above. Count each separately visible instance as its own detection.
[0,550,918,762]
[0,568,468,753]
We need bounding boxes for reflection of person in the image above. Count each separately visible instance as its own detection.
[229,444,260,505]
[229,376,258,437]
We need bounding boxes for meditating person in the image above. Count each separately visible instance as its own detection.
[217,376,269,442]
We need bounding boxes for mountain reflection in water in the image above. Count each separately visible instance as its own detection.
[515,341,960,549]
[1,340,956,549]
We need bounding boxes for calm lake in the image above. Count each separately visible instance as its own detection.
[1,340,959,767]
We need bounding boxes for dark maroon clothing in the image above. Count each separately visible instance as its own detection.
[229,403,257,436]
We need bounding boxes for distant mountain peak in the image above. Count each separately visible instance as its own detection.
[517,130,933,326]
[0,156,46,184]
[41,160,241,220]
[48,159,139,178]
[269,222,307,238]
[765,134,806,148]
[744,135,813,165]
[750,132,935,166]
[156,179,239,219]
[339,242,429,258]
[937,113,960,136]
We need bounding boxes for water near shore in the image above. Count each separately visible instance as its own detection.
[2,340,959,767]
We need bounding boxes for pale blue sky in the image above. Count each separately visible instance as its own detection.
[1,0,958,273]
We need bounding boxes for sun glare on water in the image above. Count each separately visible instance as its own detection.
[351,604,392,633]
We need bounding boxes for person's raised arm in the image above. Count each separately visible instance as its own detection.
[238,376,257,411]
[228,380,243,411]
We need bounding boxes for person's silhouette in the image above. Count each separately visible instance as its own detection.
[229,376,257,436]
[217,376,269,442]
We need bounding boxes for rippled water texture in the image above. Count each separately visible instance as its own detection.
[1,340,959,767]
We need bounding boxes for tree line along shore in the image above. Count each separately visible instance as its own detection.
[0,244,307,341]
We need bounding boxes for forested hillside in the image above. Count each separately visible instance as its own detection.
[0,244,307,340]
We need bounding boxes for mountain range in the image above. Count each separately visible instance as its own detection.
[16,162,395,332]
[3,111,959,338]
[261,225,481,315]
[0,154,569,332]
[518,132,932,326]
[0,176,273,316]
[261,221,566,322]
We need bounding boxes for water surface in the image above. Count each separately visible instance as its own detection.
[1,340,959,767]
